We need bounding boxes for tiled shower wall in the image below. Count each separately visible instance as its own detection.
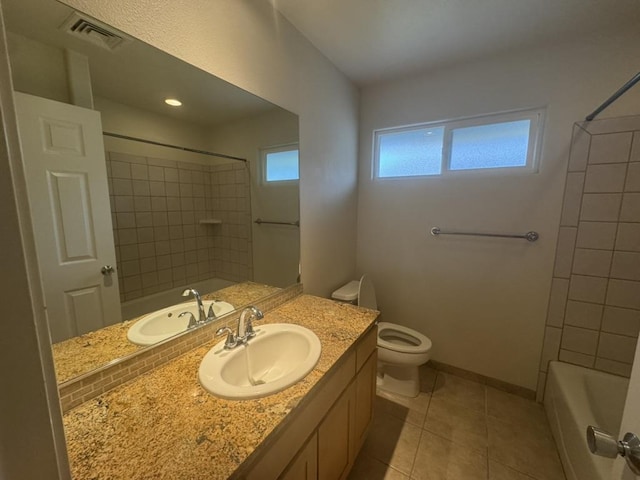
[538,116,640,398]
[106,152,253,303]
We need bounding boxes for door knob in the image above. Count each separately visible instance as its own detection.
[101,265,115,275]
[587,426,640,475]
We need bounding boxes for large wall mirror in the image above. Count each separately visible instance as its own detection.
[4,0,300,384]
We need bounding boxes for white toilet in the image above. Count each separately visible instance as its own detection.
[332,275,432,397]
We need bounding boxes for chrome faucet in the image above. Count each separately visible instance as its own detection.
[238,306,264,341]
[182,288,207,324]
[216,306,264,350]
[179,311,198,329]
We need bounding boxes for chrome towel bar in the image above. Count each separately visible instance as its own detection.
[254,218,300,227]
[430,226,539,242]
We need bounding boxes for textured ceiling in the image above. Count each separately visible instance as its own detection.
[268,0,640,86]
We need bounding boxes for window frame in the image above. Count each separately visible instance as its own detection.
[260,143,300,185]
[373,108,545,180]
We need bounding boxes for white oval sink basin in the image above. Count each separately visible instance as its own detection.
[198,323,321,400]
[127,300,235,346]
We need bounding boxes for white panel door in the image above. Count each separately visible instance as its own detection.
[14,92,121,342]
[612,338,640,479]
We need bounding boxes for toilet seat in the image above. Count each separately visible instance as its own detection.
[377,322,432,354]
[331,274,432,397]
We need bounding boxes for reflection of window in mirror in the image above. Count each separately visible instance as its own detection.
[261,144,299,183]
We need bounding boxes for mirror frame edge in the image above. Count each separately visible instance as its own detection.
[0,5,71,477]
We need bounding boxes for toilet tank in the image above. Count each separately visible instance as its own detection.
[331,280,359,302]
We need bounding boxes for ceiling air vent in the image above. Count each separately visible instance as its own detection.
[60,12,130,52]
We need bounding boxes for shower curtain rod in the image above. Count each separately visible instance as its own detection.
[585,71,640,121]
[103,131,247,162]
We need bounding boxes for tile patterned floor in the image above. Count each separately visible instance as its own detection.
[349,366,566,480]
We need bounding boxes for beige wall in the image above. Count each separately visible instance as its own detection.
[357,29,640,391]
[6,31,69,103]
[96,96,214,160]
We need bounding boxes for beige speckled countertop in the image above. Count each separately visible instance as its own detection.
[52,282,282,383]
[62,294,378,479]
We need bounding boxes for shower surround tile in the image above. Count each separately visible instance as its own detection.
[559,173,584,226]
[625,162,640,191]
[597,332,637,364]
[567,125,590,172]
[561,326,599,355]
[602,306,640,337]
[583,163,627,193]
[544,117,640,388]
[580,193,622,222]
[567,275,607,303]
[564,301,603,330]
[575,221,617,250]
[620,193,640,222]
[616,223,640,251]
[552,227,576,278]
[587,132,633,164]
[571,248,612,277]
[106,152,253,302]
[546,278,569,328]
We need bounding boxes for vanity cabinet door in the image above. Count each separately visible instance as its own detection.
[354,350,377,452]
[279,433,318,480]
[317,382,356,480]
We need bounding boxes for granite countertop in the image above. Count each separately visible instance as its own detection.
[62,294,378,480]
[52,282,281,384]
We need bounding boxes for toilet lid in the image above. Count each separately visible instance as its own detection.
[358,274,377,310]
[377,322,432,354]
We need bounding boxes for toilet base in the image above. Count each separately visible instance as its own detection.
[376,363,420,397]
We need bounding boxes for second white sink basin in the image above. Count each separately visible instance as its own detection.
[198,323,321,400]
[127,300,235,346]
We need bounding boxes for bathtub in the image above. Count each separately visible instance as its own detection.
[544,361,629,480]
[121,278,235,321]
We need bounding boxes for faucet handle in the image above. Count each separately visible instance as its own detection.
[207,303,217,321]
[245,306,263,339]
[179,311,198,329]
[251,306,264,320]
[245,319,256,338]
[215,326,237,350]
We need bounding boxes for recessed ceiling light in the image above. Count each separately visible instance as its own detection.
[165,98,182,107]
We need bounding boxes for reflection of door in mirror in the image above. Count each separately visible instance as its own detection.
[14,92,122,342]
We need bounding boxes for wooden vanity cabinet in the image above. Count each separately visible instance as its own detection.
[246,326,377,480]
[279,433,318,480]
[317,348,376,480]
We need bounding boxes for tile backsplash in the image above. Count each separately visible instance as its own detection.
[538,116,640,399]
[106,152,253,303]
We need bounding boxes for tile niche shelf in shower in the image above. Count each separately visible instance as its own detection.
[199,219,223,225]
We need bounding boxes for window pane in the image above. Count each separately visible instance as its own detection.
[266,149,299,181]
[450,120,531,170]
[378,127,444,178]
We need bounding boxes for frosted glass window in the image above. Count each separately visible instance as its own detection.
[372,108,542,179]
[377,126,444,177]
[450,120,531,170]
[265,149,299,182]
